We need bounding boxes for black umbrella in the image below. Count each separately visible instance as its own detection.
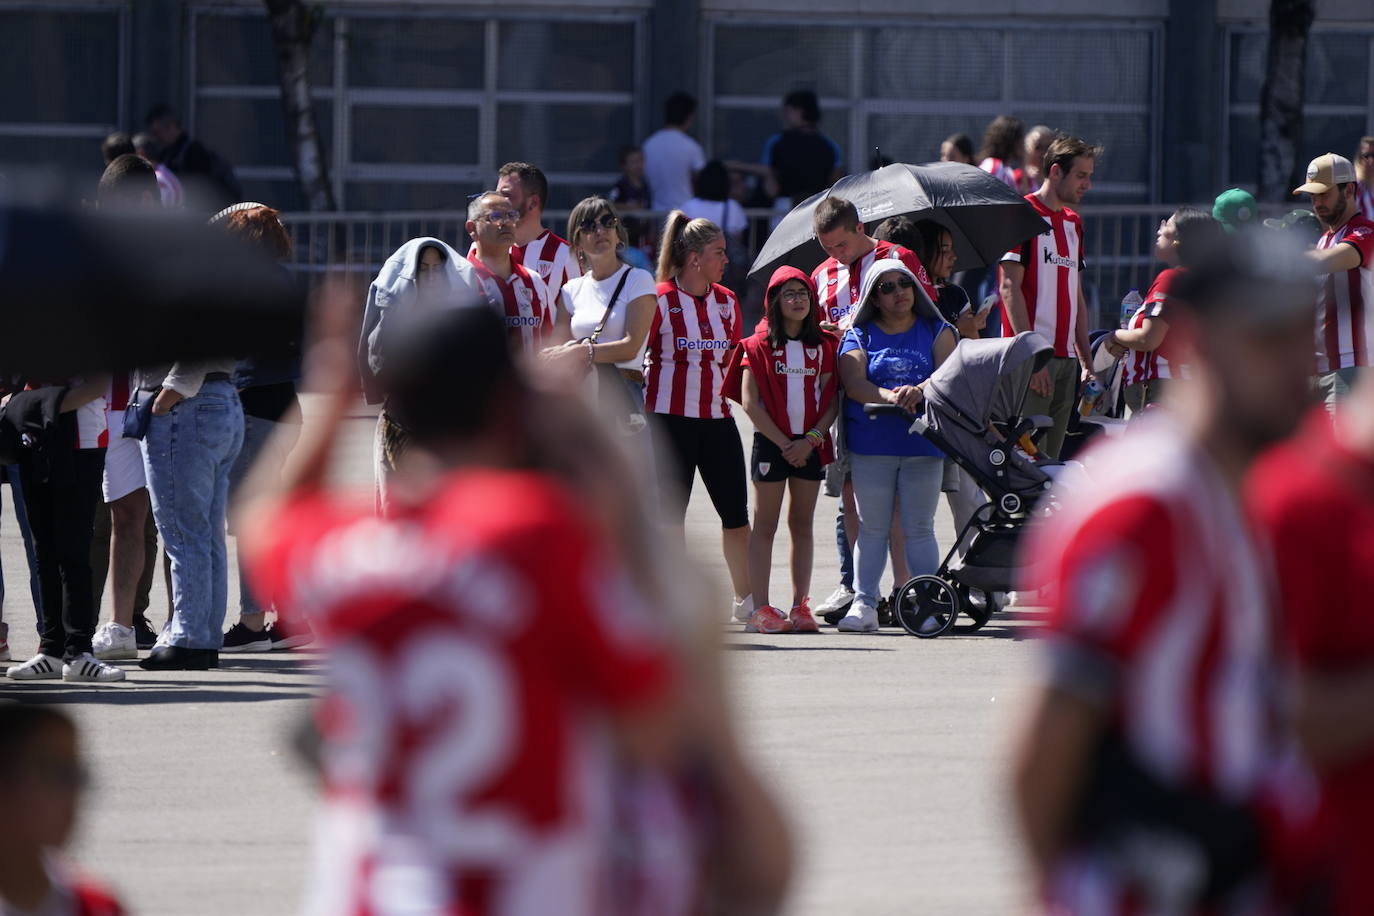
[748,161,1049,279]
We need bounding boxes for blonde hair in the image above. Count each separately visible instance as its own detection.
[655,210,723,282]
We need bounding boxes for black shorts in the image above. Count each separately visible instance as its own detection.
[751,433,823,483]
[650,413,749,529]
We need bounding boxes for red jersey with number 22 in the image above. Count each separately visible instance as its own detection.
[250,470,673,916]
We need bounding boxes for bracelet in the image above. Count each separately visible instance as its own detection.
[585,340,595,366]
[804,429,824,447]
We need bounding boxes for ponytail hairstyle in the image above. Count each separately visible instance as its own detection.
[655,210,723,282]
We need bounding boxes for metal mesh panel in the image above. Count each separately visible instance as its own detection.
[1009,30,1152,104]
[868,28,1002,101]
[0,9,120,124]
[347,16,485,89]
[712,107,850,167]
[197,13,332,87]
[497,20,634,93]
[351,106,480,165]
[713,26,851,98]
[197,97,333,170]
[865,111,978,165]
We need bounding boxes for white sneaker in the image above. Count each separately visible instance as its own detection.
[7,653,63,680]
[816,585,856,614]
[92,622,138,660]
[837,604,879,633]
[63,652,126,683]
[730,594,755,624]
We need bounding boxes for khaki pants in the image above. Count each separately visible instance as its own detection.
[1021,356,1080,460]
[1124,377,1171,418]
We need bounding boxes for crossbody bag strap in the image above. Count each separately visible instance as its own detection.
[589,267,634,343]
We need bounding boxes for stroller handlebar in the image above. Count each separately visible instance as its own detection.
[863,403,912,418]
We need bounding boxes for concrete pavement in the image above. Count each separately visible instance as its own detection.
[0,406,1043,915]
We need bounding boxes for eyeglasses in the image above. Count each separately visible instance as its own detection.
[578,214,619,234]
[876,278,916,295]
[778,290,810,303]
[479,210,520,225]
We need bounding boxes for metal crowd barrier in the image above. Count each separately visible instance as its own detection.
[277,203,1242,328]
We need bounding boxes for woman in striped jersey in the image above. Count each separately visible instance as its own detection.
[646,212,753,621]
[722,267,839,634]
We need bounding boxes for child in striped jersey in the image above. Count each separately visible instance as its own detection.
[723,267,839,634]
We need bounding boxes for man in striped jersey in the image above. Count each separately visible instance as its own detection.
[1013,233,1317,915]
[1297,153,1374,409]
[809,197,936,330]
[492,162,581,311]
[1000,133,1100,459]
[465,191,559,356]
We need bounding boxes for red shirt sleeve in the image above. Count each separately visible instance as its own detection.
[1341,222,1374,267]
[1035,494,1180,700]
[1145,268,1180,321]
[523,496,674,711]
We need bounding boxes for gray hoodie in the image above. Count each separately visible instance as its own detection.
[357,237,483,404]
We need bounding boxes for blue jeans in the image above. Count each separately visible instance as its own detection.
[835,504,854,591]
[1,464,43,632]
[142,381,244,650]
[849,453,944,610]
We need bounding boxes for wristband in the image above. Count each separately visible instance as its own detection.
[805,429,824,448]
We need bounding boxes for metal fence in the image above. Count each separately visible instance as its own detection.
[277,204,1254,328]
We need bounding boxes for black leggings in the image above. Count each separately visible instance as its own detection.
[651,413,749,530]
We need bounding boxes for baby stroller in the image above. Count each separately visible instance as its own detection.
[863,331,1060,638]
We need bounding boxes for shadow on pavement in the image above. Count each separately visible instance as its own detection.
[725,643,896,652]
[0,684,314,704]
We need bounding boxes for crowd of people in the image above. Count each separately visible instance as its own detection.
[6,83,1374,915]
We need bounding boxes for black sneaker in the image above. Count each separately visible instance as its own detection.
[268,619,314,651]
[134,615,159,650]
[221,622,272,653]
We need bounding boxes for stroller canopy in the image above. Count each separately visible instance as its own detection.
[924,332,1054,434]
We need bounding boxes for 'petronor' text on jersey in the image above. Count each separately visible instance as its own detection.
[676,337,733,351]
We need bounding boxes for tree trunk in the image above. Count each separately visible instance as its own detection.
[1257,0,1316,202]
[264,0,336,211]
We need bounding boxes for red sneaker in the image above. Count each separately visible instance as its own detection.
[789,601,820,634]
[745,605,793,634]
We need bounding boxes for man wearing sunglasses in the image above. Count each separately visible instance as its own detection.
[465,191,565,355]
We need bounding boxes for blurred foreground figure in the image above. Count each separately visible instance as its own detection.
[0,705,126,915]
[1011,233,1318,914]
[1248,334,1374,913]
[239,295,790,915]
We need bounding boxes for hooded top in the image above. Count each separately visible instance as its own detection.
[723,266,838,462]
[849,260,946,331]
[358,237,483,404]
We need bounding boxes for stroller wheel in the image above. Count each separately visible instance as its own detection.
[955,586,1000,632]
[893,575,961,639]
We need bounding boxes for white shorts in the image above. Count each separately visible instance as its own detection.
[103,432,146,503]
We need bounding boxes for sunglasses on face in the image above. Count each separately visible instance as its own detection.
[578,214,619,233]
[876,278,916,295]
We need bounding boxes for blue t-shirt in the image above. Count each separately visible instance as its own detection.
[840,318,946,457]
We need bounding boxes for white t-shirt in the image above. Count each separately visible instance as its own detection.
[563,263,658,370]
[642,128,705,211]
[680,197,748,236]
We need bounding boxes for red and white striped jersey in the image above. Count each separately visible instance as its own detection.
[1000,194,1086,358]
[1030,416,1295,914]
[1357,184,1374,222]
[644,281,742,420]
[980,157,1031,195]
[1315,213,1374,373]
[472,230,581,314]
[727,331,838,439]
[466,253,555,356]
[249,472,674,916]
[811,240,935,329]
[1120,267,1186,387]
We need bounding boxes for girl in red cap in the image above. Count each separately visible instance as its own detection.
[723,267,839,634]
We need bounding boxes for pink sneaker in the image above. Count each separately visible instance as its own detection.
[789,601,820,634]
[745,605,793,635]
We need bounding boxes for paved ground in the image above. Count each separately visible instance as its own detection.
[0,404,1044,915]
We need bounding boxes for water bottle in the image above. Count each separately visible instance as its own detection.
[1079,377,1104,416]
[1119,288,1142,329]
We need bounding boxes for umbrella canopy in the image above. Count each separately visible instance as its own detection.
[748,161,1049,279]
[924,332,1054,433]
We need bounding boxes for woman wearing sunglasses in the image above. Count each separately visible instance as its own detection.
[543,197,658,443]
[835,263,956,633]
